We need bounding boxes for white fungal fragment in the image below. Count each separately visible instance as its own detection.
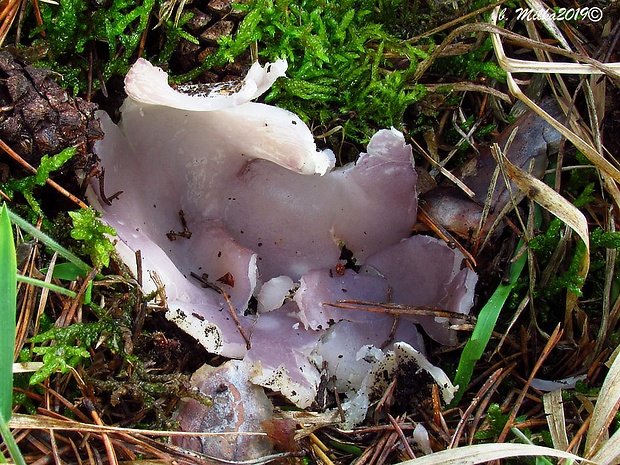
[530,375,587,392]
[412,423,433,455]
[125,58,286,112]
[256,276,295,313]
[124,58,334,175]
[393,342,458,405]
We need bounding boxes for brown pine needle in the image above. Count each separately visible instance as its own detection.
[498,324,564,442]
[324,299,476,323]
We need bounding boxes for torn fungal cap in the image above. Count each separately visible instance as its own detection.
[123,58,334,176]
[124,58,288,112]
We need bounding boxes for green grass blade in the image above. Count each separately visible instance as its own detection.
[7,209,91,275]
[511,427,554,465]
[15,275,78,298]
[0,203,26,464]
[0,419,26,465]
[0,204,17,422]
[451,239,528,406]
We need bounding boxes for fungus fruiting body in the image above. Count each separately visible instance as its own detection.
[91,59,476,425]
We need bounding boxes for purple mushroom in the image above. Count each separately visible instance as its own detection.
[90,59,476,427]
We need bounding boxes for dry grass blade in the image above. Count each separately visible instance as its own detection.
[395,443,589,465]
[12,362,44,373]
[507,75,620,186]
[9,413,266,438]
[414,21,620,84]
[423,83,511,103]
[32,251,57,339]
[589,428,620,465]
[543,389,569,451]
[488,8,620,187]
[584,351,620,458]
[488,18,620,76]
[523,0,571,50]
[491,143,590,325]
[591,212,618,360]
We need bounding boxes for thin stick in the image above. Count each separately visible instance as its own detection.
[83,399,118,465]
[190,272,251,349]
[0,139,88,209]
[498,325,563,442]
[450,367,504,448]
[416,207,476,268]
[221,289,251,350]
[324,300,476,323]
[132,250,147,344]
[0,0,20,46]
[31,0,44,32]
[56,267,98,327]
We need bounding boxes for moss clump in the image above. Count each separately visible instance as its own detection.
[28,0,155,94]
[175,0,428,146]
[0,147,76,218]
[24,0,197,95]
[68,207,116,269]
[28,320,119,385]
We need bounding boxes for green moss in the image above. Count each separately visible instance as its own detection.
[592,228,620,249]
[522,180,620,330]
[156,13,200,64]
[257,0,428,143]
[174,0,429,145]
[529,218,563,263]
[68,207,117,269]
[433,36,506,81]
[541,241,587,298]
[0,147,76,218]
[31,0,167,95]
[474,403,509,440]
[28,321,115,385]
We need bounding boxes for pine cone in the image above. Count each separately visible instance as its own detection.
[169,0,252,82]
[0,50,103,172]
